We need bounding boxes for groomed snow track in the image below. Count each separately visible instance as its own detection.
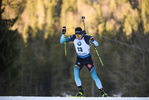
[0,96,149,100]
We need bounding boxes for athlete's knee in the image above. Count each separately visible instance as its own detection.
[89,66,95,73]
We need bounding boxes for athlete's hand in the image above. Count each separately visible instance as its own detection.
[62,26,66,34]
[82,30,86,35]
[90,37,94,41]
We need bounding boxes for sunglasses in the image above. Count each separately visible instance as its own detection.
[76,34,82,37]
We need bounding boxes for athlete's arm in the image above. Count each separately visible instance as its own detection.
[60,34,76,43]
[92,40,99,46]
[60,26,70,44]
[60,34,70,43]
[90,36,99,46]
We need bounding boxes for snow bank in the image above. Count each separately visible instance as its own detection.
[0,96,149,100]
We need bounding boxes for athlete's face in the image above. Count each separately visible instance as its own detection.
[76,34,83,40]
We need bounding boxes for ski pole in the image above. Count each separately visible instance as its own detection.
[81,16,116,94]
[63,26,68,93]
[82,16,86,31]
[94,45,116,94]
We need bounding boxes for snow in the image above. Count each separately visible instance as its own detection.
[0,96,149,100]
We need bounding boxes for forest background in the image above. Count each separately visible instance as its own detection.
[0,0,149,97]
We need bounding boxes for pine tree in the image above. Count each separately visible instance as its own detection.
[141,0,149,34]
[0,1,23,95]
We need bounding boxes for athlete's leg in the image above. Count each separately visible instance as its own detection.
[74,56,84,96]
[90,67,103,89]
[74,66,84,96]
[74,66,82,86]
[90,67,108,97]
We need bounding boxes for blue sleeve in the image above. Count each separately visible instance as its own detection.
[60,34,69,43]
[90,36,99,46]
[60,34,75,43]
[92,40,99,46]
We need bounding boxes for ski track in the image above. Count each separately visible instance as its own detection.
[0,96,149,100]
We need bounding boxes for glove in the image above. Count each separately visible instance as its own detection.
[90,37,94,41]
[62,26,66,34]
[82,30,86,35]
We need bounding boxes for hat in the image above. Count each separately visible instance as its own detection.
[75,27,82,34]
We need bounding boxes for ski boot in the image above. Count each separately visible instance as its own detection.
[100,88,108,97]
[75,90,84,97]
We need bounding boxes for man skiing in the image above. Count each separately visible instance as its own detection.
[60,27,108,97]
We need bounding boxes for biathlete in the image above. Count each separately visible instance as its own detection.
[60,27,108,97]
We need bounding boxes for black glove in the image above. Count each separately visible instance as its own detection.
[62,26,66,34]
[82,30,86,35]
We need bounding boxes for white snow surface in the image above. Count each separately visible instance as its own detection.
[0,96,149,100]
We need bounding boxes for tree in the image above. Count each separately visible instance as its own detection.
[141,0,149,34]
[0,1,23,95]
